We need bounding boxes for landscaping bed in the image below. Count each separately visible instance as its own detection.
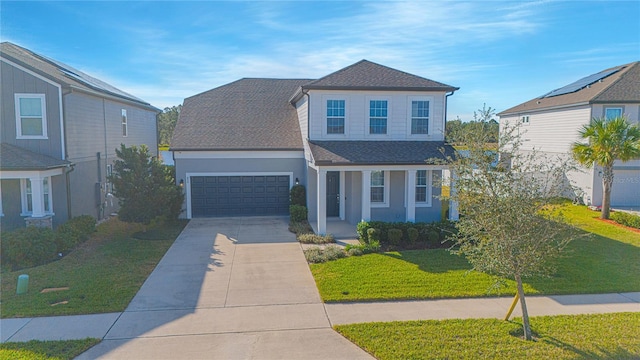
[1,219,187,318]
[336,312,640,360]
[0,338,100,360]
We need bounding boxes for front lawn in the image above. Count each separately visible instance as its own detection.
[336,312,640,360]
[0,338,99,360]
[1,219,187,318]
[311,203,640,302]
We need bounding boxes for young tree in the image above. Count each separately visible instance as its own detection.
[109,144,184,229]
[448,120,582,341]
[571,116,640,219]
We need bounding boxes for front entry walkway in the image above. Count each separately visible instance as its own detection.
[76,217,372,359]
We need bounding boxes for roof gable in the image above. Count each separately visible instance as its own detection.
[303,60,458,91]
[0,42,155,109]
[499,61,640,116]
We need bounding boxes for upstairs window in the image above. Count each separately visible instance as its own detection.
[411,100,429,134]
[121,109,128,137]
[15,94,47,139]
[521,115,530,125]
[326,100,345,134]
[369,100,388,134]
[605,107,622,120]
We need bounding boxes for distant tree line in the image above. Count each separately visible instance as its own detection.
[157,105,181,147]
[446,104,499,144]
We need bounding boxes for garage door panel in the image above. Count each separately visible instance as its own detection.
[611,170,640,207]
[191,175,290,217]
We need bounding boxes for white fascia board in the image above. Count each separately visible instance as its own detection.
[174,150,305,159]
[311,164,449,172]
[1,57,66,160]
[0,168,64,179]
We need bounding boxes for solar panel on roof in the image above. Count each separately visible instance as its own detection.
[541,66,624,98]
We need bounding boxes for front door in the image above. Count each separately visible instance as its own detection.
[326,171,340,217]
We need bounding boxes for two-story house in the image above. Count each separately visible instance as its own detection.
[0,42,159,230]
[498,61,640,208]
[171,60,458,234]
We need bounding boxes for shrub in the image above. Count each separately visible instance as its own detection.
[345,240,380,255]
[66,215,97,236]
[366,228,381,244]
[407,227,419,243]
[55,215,97,254]
[304,245,346,263]
[2,227,57,270]
[426,230,441,247]
[289,221,314,236]
[290,184,306,206]
[357,221,370,243]
[387,228,403,245]
[298,233,335,244]
[610,212,640,229]
[290,205,308,222]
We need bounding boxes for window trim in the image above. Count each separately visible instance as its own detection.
[415,170,433,207]
[407,96,433,137]
[122,109,128,137]
[367,98,390,136]
[370,170,390,208]
[521,115,530,125]
[323,97,348,137]
[15,94,48,139]
[20,177,54,216]
[604,107,623,120]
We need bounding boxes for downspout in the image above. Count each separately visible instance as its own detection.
[65,164,75,219]
[444,90,456,141]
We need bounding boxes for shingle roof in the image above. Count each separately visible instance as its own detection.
[0,42,156,110]
[0,143,71,171]
[307,140,455,165]
[499,61,640,116]
[171,78,313,151]
[299,59,457,93]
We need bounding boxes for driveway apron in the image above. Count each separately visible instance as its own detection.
[77,217,372,359]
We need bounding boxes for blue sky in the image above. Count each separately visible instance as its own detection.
[2,1,638,120]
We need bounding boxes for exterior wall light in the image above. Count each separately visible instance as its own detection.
[295,177,299,185]
[179,179,184,188]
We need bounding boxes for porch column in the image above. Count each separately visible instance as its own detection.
[29,177,46,218]
[449,172,459,220]
[361,170,371,221]
[317,168,327,234]
[406,169,416,222]
[339,171,346,220]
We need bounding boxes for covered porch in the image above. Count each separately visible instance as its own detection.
[304,139,459,235]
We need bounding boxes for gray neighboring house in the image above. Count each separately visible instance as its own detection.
[1,42,159,230]
[172,60,459,233]
[498,61,640,208]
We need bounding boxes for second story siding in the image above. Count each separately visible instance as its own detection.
[307,90,446,141]
[0,60,63,159]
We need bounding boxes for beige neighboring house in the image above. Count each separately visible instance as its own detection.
[498,61,640,208]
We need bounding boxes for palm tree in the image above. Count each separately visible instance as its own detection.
[572,116,640,219]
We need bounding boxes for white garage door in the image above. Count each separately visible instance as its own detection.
[611,170,640,207]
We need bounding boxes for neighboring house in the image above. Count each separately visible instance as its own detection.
[172,60,458,233]
[498,61,640,208]
[0,42,159,230]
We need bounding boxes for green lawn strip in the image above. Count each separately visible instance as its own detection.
[335,312,640,360]
[0,338,100,360]
[1,219,187,318]
[312,203,640,302]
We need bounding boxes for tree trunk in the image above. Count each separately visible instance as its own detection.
[601,165,614,219]
[515,274,533,340]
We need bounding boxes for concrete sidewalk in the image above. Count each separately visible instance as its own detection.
[1,217,638,359]
[3,292,638,343]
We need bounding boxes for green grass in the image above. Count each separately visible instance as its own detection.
[1,219,187,318]
[311,203,640,302]
[0,338,99,360]
[336,312,640,360]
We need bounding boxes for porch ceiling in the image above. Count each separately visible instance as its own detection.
[307,140,455,166]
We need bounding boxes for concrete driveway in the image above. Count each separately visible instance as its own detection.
[77,217,372,360]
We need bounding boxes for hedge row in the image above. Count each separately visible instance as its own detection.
[610,211,640,230]
[1,215,96,270]
[357,220,457,250]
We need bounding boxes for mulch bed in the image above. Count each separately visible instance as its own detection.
[593,217,640,234]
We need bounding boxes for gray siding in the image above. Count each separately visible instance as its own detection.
[1,61,63,159]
